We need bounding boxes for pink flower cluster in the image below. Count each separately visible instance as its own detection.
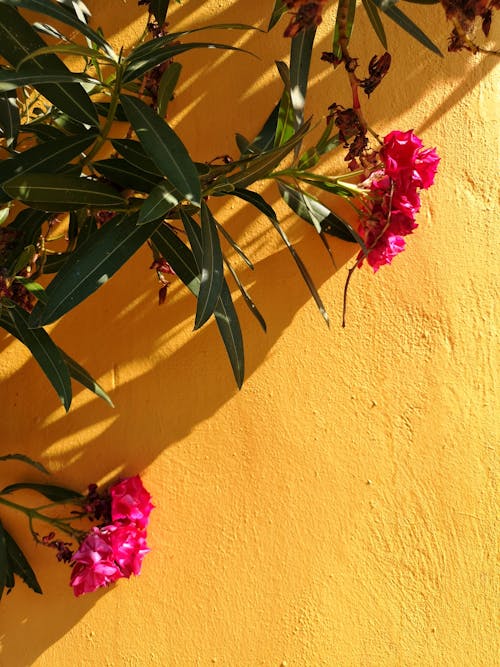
[70,476,153,597]
[357,130,440,272]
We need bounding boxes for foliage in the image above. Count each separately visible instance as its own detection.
[0,0,497,409]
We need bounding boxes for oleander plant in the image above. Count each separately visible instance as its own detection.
[0,0,498,601]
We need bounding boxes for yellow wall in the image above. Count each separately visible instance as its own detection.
[0,1,498,665]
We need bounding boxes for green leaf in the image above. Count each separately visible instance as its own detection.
[3,173,126,210]
[289,25,316,131]
[0,4,99,125]
[0,69,99,92]
[111,139,162,176]
[194,201,224,329]
[213,219,253,269]
[4,527,42,595]
[120,95,201,207]
[0,453,48,474]
[93,158,161,193]
[274,61,295,147]
[123,41,254,83]
[371,0,442,54]
[138,181,179,224]
[0,131,98,195]
[151,223,200,295]
[297,122,340,170]
[59,347,114,407]
[332,0,356,61]
[361,0,387,49]
[224,257,266,333]
[279,182,366,249]
[13,278,47,304]
[1,0,115,58]
[226,121,311,190]
[149,0,170,25]
[0,91,19,148]
[233,188,330,327]
[0,522,9,600]
[268,0,288,30]
[245,102,280,154]
[0,303,72,410]
[7,208,48,246]
[16,43,117,68]
[180,211,244,387]
[29,214,160,326]
[157,61,182,118]
[0,482,82,501]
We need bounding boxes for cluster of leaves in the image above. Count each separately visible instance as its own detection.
[0,453,82,600]
[0,0,484,411]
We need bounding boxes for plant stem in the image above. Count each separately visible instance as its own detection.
[0,496,83,540]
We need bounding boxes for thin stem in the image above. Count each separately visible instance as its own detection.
[0,496,84,540]
[342,263,357,328]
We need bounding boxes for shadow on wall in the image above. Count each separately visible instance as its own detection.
[0,0,497,663]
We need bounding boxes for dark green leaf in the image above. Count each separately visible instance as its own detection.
[0,4,99,125]
[121,95,201,206]
[268,0,288,30]
[245,102,280,154]
[371,0,442,54]
[16,43,117,68]
[111,139,162,176]
[22,122,65,142]
[29,214,161,326]
[8,208,48,246]
[1,0,115,58]
[297,176,354,198]
[279,182,366,248]
[123,41,254,83]
[213,219,253,269]
[332,0,356,61]
[297,123,340,170]
[224,257,266,332]
[151,223,200,295]
[233,188,330,326]
[0,453,48,474]
[59,347,114,407]
[0,69,99,92]
[0,522,9,600]
[138,181,179,224]
[361,0,387,49]
[0,131,98,195]
[0,304,72,410]
[0,482,82,501]
[289,25,316,131]
[0,91,19,148]
[93,158,161,193]
[194,201,224,329]
[13,278,47,304]
[95,101,128,122]
[4,527,42,594]
[149,0,170,25]
[157,61,182,118]
[179,211,244,387]
[4,173,126,210]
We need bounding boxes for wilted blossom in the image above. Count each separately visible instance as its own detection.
[357,130,439,272]
[69,476,153,597]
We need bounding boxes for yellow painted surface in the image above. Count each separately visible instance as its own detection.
[0,1,498,665]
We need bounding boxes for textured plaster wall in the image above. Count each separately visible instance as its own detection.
[0,1,498,665]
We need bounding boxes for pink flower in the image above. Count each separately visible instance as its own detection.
[366,232,406,272]
[70,527,121,597]
[110,475,154,529]
[103,523,150,578]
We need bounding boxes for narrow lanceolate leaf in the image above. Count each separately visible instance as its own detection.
[16,43,117,68]
[0,91,19,148]
[180,211,244,387]
[233,188,330,327]
[0,4,99,126]
[1,0,116,58]
[332,0,357,61]
[268,0,288,30]
[4,527,42,595]
[194,201,224,329]
[0,482,82,501]
[0,69,99,92]
[371,0,442,54]
[361,0,387,49]
[0,453,49,474]
[289,25,316,131]
[224,257,267,332]
[0,131,98,194]
[157,61,182,118]
[3,173,126,211]
[149,0,171,25]
[244,102,280,154]
[274,61,295,147]
[0,303,72,410]
[93,158,161,193]
[0,522,9,600]
[29,214,160,327]
[59,347,114,407]
[138,181,178,224]
[279,182,366,249]
[151,223,200,295]
[111,139,161,176]
[120,95,201,206]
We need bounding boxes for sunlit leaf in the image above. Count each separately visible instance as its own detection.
[0,453,49,474]
[274,61,295,147]
[0,482,82,501]
[194,201,224,329]
[371,0,442,54]
[361,0,387,49]
[157,61,182,118]
[0,69,99,92]
[268,0,288,30]
[289,25,316,132]
[138,181,179,224]
[121,95,201,206]
[59,347,114,407]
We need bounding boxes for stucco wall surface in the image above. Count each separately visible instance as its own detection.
[0,1,498,665]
